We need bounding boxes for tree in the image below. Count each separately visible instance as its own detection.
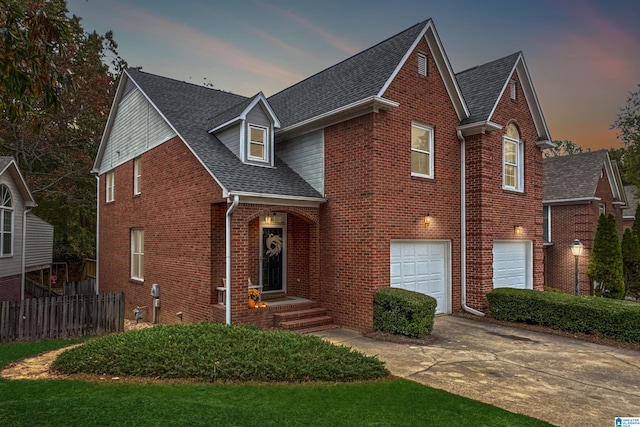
[621,228,640,298]
[0,1,127,267]
[543,140,587,158]
[0,0,74,123]
[608,147,629,186]
[587,214,625,299]
[612,85,640,188]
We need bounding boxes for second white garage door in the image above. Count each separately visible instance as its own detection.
[390,241,450,314]
[492,241,532,289]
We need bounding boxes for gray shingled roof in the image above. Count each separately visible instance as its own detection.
[624,185,638,218]
[207,97,254,131]
[543,150,609,201]
[456,52,520,125]
[268,20,427,128]
[126,70,322,198]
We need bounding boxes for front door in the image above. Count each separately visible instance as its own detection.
[260,214,286,292]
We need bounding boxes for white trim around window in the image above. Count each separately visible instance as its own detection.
[133,157,142,195]
[247,124,268,163]
[543,205,551,243]
[131,228,144,281]
[411,122,434,178]
[106,171,115,202]
[502,124,523,192]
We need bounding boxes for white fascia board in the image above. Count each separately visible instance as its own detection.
[224,191,326,207]
[102,70,229,196]
[457,121,503,136]
[536,139,555,149]
[276,96,398,139]
[208,93,281,134]
[543,197,600,205]
[376,19,469,121]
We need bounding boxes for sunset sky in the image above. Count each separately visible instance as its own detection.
[66,0,640,151]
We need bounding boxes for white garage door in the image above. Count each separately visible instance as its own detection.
[390,241,450,314]
[493,241,532,289]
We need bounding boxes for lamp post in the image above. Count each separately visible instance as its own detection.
[570,239,584,296]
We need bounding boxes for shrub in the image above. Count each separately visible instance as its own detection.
[487,288,640,342]
[588,213,625,299]
[622,227,640,298]
[373,287,436,338]
[52,323,389,382]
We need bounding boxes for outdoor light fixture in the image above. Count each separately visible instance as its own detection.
[514,225,522,234]
[570,239,584,296]
[265,213,272,224]
[423,213,432,227]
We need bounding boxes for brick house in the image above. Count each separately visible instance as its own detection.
[0,157,54,301]
[93,19,553,331]
[543,150,627,295]
[623,185,638,230]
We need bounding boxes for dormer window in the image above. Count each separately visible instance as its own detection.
[248,124,268,162]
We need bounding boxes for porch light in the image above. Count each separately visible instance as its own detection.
[265,214,272,224]
[423,213,432,227]
[514,225,522,234]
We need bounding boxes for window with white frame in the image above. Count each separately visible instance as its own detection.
[411,123,434,178]
[106,171,115,202]
[510,79,517,100]
[133,157,142,195]
[503,123,523,191]
[542,205,551,242]
[131,228,144,281]
[0,185,13,257]
[418,53,427,76]
[599,203,606,216]
[248,124,268,162]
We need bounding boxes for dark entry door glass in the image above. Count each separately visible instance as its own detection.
[262,227,283,291]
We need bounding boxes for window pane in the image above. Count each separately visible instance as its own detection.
[3,211,10,232]
[139,254,144,278]
[411,127,431,151]
[2,234,10,255]
[411,151,430,175]
[504,165,516,187]
[250,142,264,159]
[504,141,517,164]
[506,124,519,140]
[250,127,265,143]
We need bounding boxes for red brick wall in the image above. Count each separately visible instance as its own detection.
[98,136,223,324]
[321,38,463,331]
[545,166,625,295]
[464,68,546,309]
[0,274,20,301]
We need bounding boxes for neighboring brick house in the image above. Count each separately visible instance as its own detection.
[543,150,627,295]
[93,19,553,331]
[623,185,638,230]
[0,157,54,301]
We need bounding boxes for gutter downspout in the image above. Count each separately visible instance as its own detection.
[21,209,31,301]
[95,175,100,294]
[457,130,484,316]
[225,194,240,325]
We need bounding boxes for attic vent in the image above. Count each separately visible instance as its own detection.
[418,53,427,76]
[510,79,517,100]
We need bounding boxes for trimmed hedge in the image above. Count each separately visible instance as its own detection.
[373,287,436,338]
[487,288,640,342]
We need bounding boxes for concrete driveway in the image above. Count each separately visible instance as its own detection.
[314,316,640,427]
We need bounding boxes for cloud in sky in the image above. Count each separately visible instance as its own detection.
[257,1,361,55]
[108,0,302,86]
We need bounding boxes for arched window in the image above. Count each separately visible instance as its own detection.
[503,123,523,192]
[0,184,13,256]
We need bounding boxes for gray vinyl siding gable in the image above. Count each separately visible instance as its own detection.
[98,88,176,173]
[247,104,271,127]
[276,129,324,194]
[0,171,24,277]
[216,124,241,158]
[25,213,53,269]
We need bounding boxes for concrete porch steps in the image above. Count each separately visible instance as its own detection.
[273,307,337,333]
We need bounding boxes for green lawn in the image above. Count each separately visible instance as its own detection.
[0,338,552,427]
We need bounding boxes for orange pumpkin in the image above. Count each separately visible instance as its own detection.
[247,299,256,309]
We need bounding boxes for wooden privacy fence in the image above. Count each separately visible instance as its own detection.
[64,278,97,296]
[0,292,125,343]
